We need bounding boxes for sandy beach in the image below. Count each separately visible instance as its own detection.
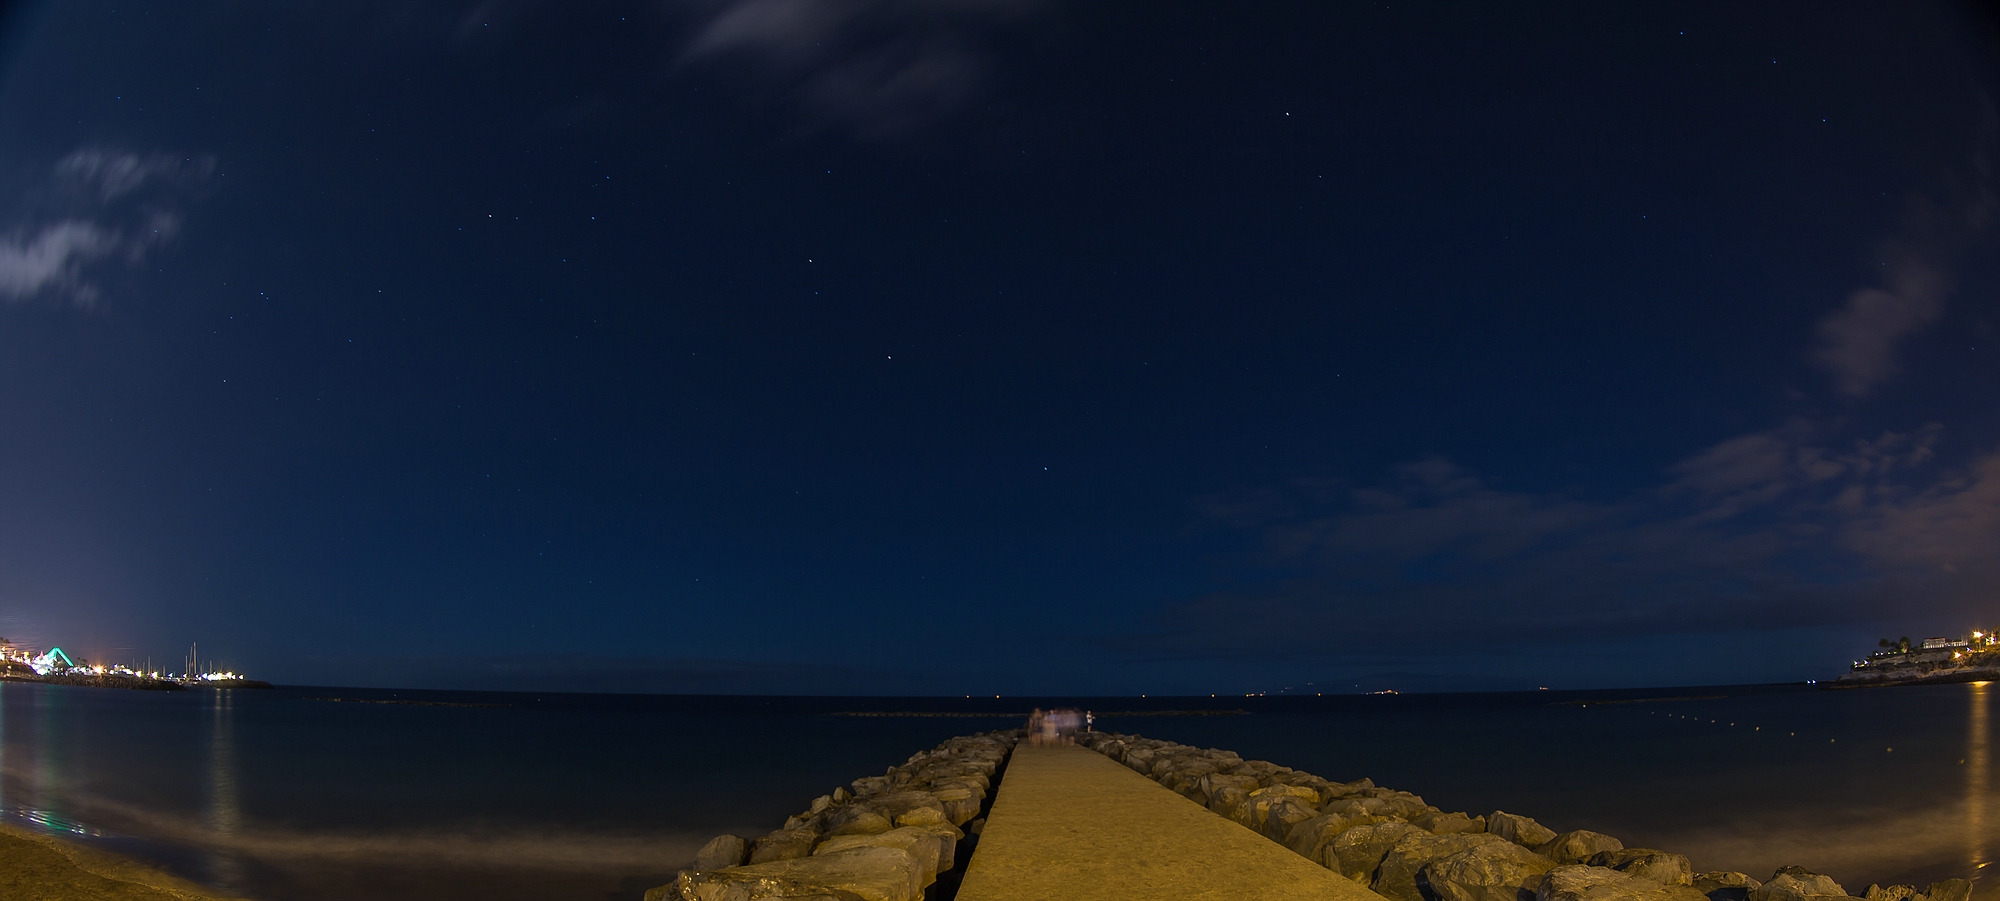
[0,824,243,901]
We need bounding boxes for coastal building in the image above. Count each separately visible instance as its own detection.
[1839,626,2000,686]
[1849,629,1996,671]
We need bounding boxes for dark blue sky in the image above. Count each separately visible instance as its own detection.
[0,1,1996,694]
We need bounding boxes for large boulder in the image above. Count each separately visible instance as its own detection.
[660,846,928,901]
[850,775,890,796]
[1326,796,1392,817]
[1488,811,1559,848]
[746,828,817,864]
[1414,811,1488,835]
[1331,821,1426,882]
[1420,837,1558,901]
[813,825,957,880]
[1233,784,1319,835]
[1230,759,1287,780]
[1590,849,1692,886]
[1375,792,1434,820]
[693,834,750,870]
[1261,795,1323,843]
[1269,771,1337,802]
[822,807,895,838]
[1236,783,1318,815]
[927,785,982,826]
[1374,832,1507,901]
[1157,758,1221,797]
[1538,865,1709,901]
[1285,812,1392,862]
[1694,872,1761,901]
[1152,748,1201,776]
[1538,831,1624,865]
[1922,880,1972,901]
[1748,869,1848,901]
[868,791,954,830]
[1541,866,1642,901]
[1205,775,1263,818]
[1199,770,1260,796]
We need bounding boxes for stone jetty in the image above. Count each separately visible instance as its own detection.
[647,731,1014,901]
[645,726,1977,901]
[1077,731,1974,901]
[955,742,1385,901]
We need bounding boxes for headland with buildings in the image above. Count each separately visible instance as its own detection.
[1830,628,2000,688]
[0,638,269,690]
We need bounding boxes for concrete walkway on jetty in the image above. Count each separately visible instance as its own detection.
[956,745,1391,901]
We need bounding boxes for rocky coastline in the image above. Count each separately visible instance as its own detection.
[1078,731,1972,901]
[1830,633,2000,690]
[1829,660,2000,689]
[648,730,1016,901]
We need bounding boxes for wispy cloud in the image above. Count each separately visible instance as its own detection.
[1125,117,2000,670]
[680,0,1046,140]
[1135,424,2000,660]
[0,148,214,307]
[0,221,120,301]
[1812,116,1995,397]
[1811,245,1949,399]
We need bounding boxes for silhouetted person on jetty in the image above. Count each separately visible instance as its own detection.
[1026,708,1084,746]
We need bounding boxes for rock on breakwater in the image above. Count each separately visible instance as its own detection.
[646,730,1016,901]
[1077,732,1974,901]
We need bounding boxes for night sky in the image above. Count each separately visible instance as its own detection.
[0,1,1996,695]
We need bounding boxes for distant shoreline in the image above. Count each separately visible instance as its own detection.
[830,709,1251,717]
[1826,664,2000,690]
[0,672,273,692]
[307,696,507,708]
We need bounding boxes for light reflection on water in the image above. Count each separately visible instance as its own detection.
[0,682,99,837]
[208,689,244,892]
[1970,681,1989,891]
[34,681,66,826]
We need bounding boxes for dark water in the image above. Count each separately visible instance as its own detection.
[0,681,1993,901]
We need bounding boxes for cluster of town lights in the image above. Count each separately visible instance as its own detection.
[1,642,245,682]
[1854,628,1998,668]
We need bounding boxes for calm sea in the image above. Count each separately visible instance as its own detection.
[0,681,1992,901]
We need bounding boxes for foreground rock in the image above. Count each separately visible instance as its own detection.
[1539,831,1624,866]
[1487,811,1559,849]
[646,731,1015,901]
[693,835,749,871]
[1420,837,1557,901]
[1331,821,1425,882]
[1539,865,1708,901]
[1695,871,1762,901]
[669,847,926,901]
[1749,868,1850,901]
[1375,832,1502,901]
[1590,849,1693,886]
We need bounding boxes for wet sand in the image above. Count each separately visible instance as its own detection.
[0,824,245,901]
